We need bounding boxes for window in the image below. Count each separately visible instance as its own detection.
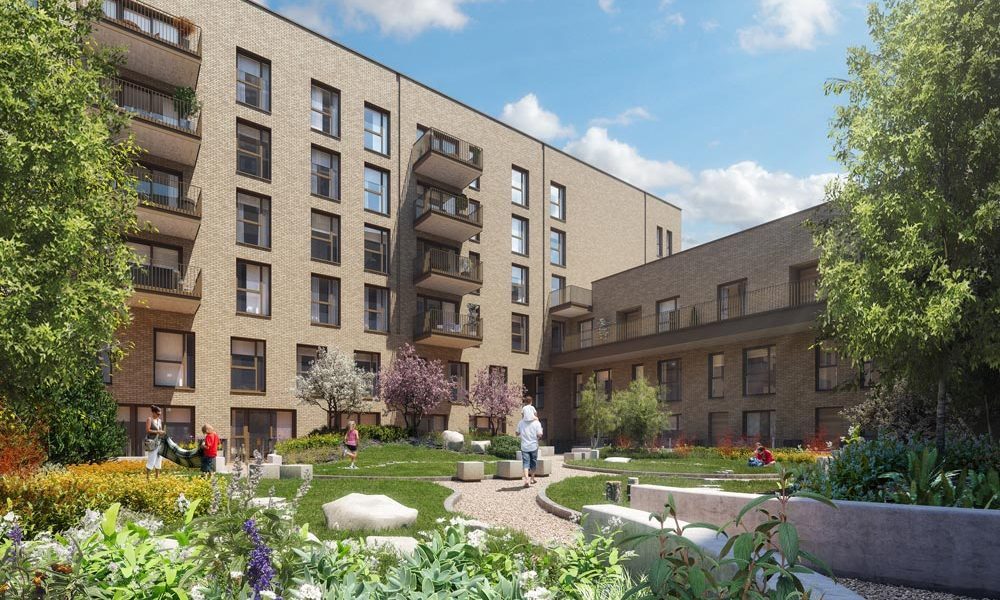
[364,225,390,273]
[743,410,775,443]
[658,359,681,402]
[511,216,528,255]
[709,353,725,398]
[449,362,469,403]
[511,167,528,206]
[861,359,879,389]
[237,121,271,179]
[551,275,565,295]
[664,414,681,432]
[469,251,481,294]
[709,412,731,446]
[551,321,565,353]
[657,298,678,332]
[656,227,674,257]
[816,407,848,444]
[816,343,839,391]
[574,373,583,408]
[511,264,528,304]
[236,260,270,316]
[310,211,340,263]
[364,285,389,332]
[595,369,612,401]
[296,345,320,376]
[154,330,194,388]
[310,275,340,326]
[237,191,270,248]
[332,412,381,429]
[550,229,566,266]
[631,364,644,382]
[128,241,179,273]
[468,200,481,242]
[364,166,390,215]
[579,319,594,349]
[134,163,183,209]
[666,230,673,256]
[231,338,266,392]
[744,346,776,396]
[236,51,270,110]
[311,82,339,137]
[718,280,747,320]
[656,226,664,258]
[489,365,509,382]
[550,183,565,220]
[364,105,390,154]
[535,375,546,410]
[512,314,529,353]
[355,351,380,396]
[311,147,339,199]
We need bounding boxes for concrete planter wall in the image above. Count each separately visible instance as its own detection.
[630,485,1000,598]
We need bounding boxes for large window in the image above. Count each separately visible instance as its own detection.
[364,225,390,274]
[709,353,725,398]
[311,146,340,199]
[718,280,747,320]
[449,361,469,403]
[364,166,390,215]
[512,314,529,353]
[154,330,194,388]
[551,274,565,295]
[574,373,583,408]
[236,51,270,111]
[511,216,529,255]
[237,121,271,179]
[744,346,776,396]
[550,229,566,266]
[631,364,645,382]
[743,410,775,443]
[310,211,340,264]
[551,321,565,353]
[550,183,566,220]
[658,359,681,402]
[364,285,389,332]
[236,191,270,248]
[579,319,594,349]
[311,82,339,137]
[657,298,678,332]
[594,369,612,401]
[816,407,848,444]
[231,338,266,392]
[816,344,839,391]
[310,274,340,326]
[657,226,664,258]
[134,163,183,209]
[511,167,528,206]
[656,227,673,257]
[364,105,390,154]
[236,260,270,316]
[511,264,528,304]
[355,351,381,396]
[296,345,320,376]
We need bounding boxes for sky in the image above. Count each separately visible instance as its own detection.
[255,0,872,248]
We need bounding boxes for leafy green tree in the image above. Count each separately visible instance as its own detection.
[576,376,618,448]
[45,373,127,464]
[612,379,668,448]
[0,0,138,415]
[814,0,1000,453]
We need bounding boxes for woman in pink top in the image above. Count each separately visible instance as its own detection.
[343,420,360,470]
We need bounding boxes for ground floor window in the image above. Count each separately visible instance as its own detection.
[331,411,381,430]
[469,415,504,435]
[815,407,848,446]
[116,404,194,456]
[231,408,295,460]
[742,410,775,445]
[708,411,731,446]
[417,414,448,434]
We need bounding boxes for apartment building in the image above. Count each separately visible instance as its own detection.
[546,207,870,448]
[94,0,681,455]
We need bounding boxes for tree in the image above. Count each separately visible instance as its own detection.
[469,367,526,436]
[612,379,667,448]
[576,376,618,448]
[813,0,1000,453]
[45,372,127,464]
[379,344,454,436]
[293,348,374,429]
[0,0,138,417]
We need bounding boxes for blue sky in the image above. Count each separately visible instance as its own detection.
[258,0,871,247]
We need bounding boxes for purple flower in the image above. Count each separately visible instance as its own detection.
[8,525,22,547]
[243,519,277,599]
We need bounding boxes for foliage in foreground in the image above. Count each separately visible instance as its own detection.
[44,373,127,465]
[487,435,521,459]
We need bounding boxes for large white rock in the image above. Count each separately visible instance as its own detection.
[605,457,632,463]
[470,440,491,454]
[323,493,418,531]
[365,536,419,556]
[442,430,465,451]
[249,497,289,509]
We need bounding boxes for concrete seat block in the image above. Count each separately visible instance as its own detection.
[495,460,523,479]
[456,461,484,481]
[279,464,313,479]
[252,463,281,479]
[535,458,552,476]
[266,453,282,465]
[539,446,555,457]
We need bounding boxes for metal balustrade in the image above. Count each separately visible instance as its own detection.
[414,128,483,171]
[134,170,201,216]
[110,78,199,135]
[414,247,482,283]
[414,186,482,226]
[100,0,201,55]
[413,309,483,340]
[130,262,201,297]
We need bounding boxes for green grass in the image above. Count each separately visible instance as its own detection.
[570,455,770,475]
[303,443,500,477]
[268,478,454,540]
[546,475,779,513]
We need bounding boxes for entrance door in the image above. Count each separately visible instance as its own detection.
[231,409,295,461]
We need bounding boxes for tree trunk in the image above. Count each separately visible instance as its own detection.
[935,376,948,456]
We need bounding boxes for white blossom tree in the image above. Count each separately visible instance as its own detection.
[293,348,374,428]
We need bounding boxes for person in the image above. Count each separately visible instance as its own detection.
[748,443,775,467]
[521,395,539,424]
[515,414,544,488]
[145,406,165,480]
[343,420,359,470]
[200,424,220,479]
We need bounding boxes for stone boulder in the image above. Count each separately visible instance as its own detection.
[323,493,418,531]
[442,430,465,451]
[605,457,632,463]
[365,536,419,557]
[470,440,491,454]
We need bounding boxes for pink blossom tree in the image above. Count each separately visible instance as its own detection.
[469,367,526,436]
[379,344,455,435]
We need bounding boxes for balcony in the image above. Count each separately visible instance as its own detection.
[413,310,483,349]
[110,78,201,165]
[412,129,483,190]
[134,175,201,239]
[128,262,201,314]
[414,248,483,296]
[414,186,482,242]
[550,285,593,318]
[93,0,201,88]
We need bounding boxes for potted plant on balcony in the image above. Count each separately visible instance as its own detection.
[173,86,201,130]
[173,16,196,38]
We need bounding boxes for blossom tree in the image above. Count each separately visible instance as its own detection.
[469,367,526,436]
[293,348,373,428]
[379,344,454,435]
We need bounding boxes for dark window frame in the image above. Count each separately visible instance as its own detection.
[363,103,391,156]
[310,80,341,138]
[236,259,271,317]
[310,145,341,201]
[363,224,391,274]
[310,273,341,327]
[658,358,681,402]
[511,313,529,353]
[236,48,271,112]
[743,345,776,396]
[236,189,271,250]
[511,263,529,305]
[310,209,341,265]
[708,352,725,399]
[153,328,195,389]
[230,337,266,393]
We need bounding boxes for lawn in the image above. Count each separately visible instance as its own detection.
[546,475,779,513]
[569,455,772,475]
[304,443,500,477]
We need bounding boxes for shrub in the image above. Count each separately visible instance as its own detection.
[0,402,46,476]
[488,435,520,459]
[44,373,127,464]
[611,380,666,448]
[275,433,342,455]
[358,424,406,443]
[797,436,910,502]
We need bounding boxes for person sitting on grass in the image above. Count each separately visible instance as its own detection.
[343,420,360,470]
[748,443,775,467]
[200,424,219,479]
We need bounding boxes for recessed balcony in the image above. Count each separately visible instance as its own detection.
[412,128,483,190]
[93,0,201,88]
[550,285,593,318]
[413,248,482,296]
[413,186,482,242]
[413,310,483,349]
[128,262,201,314]
[110,78,201,166]
[134,175,201,239]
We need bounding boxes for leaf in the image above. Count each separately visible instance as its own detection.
[791,491,837,509]
[777,522,799,564]
[101,503,120,537]
[736,493,775,524]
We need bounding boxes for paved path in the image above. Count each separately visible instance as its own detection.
[439,455,582,544]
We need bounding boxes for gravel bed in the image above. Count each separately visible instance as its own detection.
[840,578,989,600]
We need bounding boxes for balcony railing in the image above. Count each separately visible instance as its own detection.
[415,186,482,226]
[130,262,201,297]
[550,285,593,308]
[134,171,201,216]
[414,128,483,171]
[413,310,483,340]
[110,78,199,135]
[557,279,819,353]
[414,247,482,283]
[100,0,202,55]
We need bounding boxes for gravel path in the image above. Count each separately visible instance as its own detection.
[840,579,989,600]
[439,455,580,544]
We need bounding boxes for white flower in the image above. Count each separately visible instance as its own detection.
[435,517,446,524]
[260,592,277,600]
[175,493,191,514]
[295,583,323,600]
[3,511,18,523]
[466,529,487,549]
[524,587,551,600]
[230,570,243,580]
[107,562,119,573]
[519,570,538,585]
[189,587,206,600]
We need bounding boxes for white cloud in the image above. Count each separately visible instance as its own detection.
[589,107,654,128]
[598,0,617,14]
[500,94,576,142]
[278,0,476,39]
[738,0,838,53]
[701,19,719,32]
[563,127,693,189]
[661,12,685,27]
